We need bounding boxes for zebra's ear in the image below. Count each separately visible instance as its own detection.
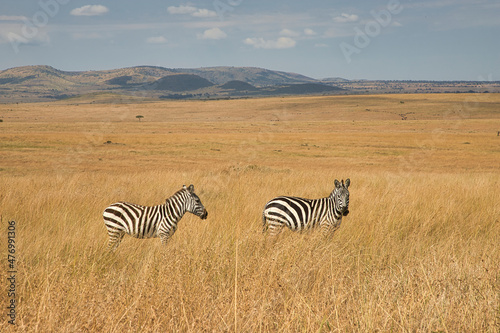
[183,185,187,190]
[334,179,341,188]
[188,184,195,193]
[345,178,350,188]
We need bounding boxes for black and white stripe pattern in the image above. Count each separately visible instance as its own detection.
[103,184,208,251]
[262,179,350,236]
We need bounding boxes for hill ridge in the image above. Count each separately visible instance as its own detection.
[0,65,342,102]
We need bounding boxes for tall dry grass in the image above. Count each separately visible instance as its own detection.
[1,169,498,332]
[1,94,499,332]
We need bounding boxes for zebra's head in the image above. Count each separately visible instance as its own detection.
[332,179,350,216]
[182,184,208,220]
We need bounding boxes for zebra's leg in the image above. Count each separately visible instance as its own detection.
[321,220,340,238]
[262,215,284,236]
[320,221,332,237]
[159,225,176,246]
[159,233,171,246]
[267,218,285,236]
[107,229,125,251]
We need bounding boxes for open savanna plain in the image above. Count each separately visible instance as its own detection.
[1,93,499,332]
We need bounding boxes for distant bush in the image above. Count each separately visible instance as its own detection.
[160,94,200,99]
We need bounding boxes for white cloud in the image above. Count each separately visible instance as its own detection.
[167,5,197,14]
[198,27,227,40]
[71,5,109,16]
[146,36,167,44]
[244,37,296,49]
[0,16,28,21]
[279,28,299,37]
[304,28,317,36]
[333,13,359,23]
[168,5,216,18]
[192,9,217,18]
[0,23,50,46]
[392,21,403,27]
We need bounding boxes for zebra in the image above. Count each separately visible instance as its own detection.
[103,184,208,251]
[262,179,350,236]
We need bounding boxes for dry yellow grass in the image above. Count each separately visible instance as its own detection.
[0,94,499,332]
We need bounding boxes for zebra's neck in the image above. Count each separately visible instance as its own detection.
[309,197,333,222]
[162,190,188,222]
[328,192,343,221]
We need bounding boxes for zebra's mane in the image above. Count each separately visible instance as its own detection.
[165,188,188,203]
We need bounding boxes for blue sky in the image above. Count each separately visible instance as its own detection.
[0,0,499,80]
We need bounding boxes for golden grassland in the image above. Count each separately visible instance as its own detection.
[0,93,499,332]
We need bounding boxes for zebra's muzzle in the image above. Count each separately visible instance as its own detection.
[343,210,349,216]
[200,209,208,220]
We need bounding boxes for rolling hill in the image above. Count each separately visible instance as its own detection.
[145,74,215,92]
[0,65,342,102]
[219,80,259,91]
[174,66,317,86]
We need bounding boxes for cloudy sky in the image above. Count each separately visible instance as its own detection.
[0,0,499,80]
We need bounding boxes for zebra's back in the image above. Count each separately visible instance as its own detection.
[263,196,326,231]
[103,202,161,239]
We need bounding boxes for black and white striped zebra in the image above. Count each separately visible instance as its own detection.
[103,184,208,251]
[262,179,350,236]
